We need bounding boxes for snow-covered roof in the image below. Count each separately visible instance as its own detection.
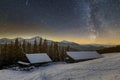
[26,53,52,64]
[67,51,102,60]
[18,61,30,66]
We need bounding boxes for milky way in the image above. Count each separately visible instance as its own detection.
[0,0,120,45]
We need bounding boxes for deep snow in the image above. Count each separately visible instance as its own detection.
[0,53,120,80]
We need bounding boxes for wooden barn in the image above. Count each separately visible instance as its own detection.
[18,53,52,66]
[66,51,102,63]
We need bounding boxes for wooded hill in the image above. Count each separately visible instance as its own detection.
[97,45,120,54]
[0,38,72,67]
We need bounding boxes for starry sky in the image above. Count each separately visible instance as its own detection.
[0,0,120,45]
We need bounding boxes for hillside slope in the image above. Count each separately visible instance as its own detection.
[0,53,120,80]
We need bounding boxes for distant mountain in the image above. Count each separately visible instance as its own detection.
[0,36,113,51]
[0,36,52,44]
[0,38,14,44]
[59,40,109,51]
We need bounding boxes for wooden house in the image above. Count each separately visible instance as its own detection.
[18,53,52,66]
[66,51,102,63]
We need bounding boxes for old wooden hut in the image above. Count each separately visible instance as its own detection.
[66,51,102,63]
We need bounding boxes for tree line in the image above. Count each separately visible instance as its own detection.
[97,45,120,54]
[0,38,71,67]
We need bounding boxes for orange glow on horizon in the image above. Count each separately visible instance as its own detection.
[0,35,119,45]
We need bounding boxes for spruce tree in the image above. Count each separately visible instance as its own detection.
[8,41,14,64]
[41,39,48,53]
[26,42,32,53]
[66,45,71,51]
[22,40,26,53]
[48,42,54,60]
[53,42,59,61]
[38,38,42,53]
[2,43,8,65]
[61,47,67,61]
[33,39,38,53]
[13,38,23,63]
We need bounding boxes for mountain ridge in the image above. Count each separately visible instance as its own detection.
[0,36,113,51]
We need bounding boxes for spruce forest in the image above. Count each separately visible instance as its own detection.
[0,38,71,67]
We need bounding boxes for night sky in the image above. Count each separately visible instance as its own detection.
[0,0,120,45]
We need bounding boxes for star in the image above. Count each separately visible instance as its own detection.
[26,0,30,7]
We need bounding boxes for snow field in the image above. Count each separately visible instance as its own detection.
[0,53,120,80]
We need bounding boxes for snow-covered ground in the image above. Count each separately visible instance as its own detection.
[0,53,120,80]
